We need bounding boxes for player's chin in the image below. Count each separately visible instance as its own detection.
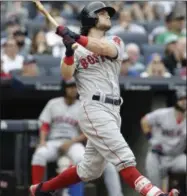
[104,23,112,31]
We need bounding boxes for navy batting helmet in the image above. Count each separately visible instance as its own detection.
[61,78,76,96]
[80,1,116,29]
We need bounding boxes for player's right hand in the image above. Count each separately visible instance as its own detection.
[56,26,80,41]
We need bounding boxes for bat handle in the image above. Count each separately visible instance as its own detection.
[72,43,78,50]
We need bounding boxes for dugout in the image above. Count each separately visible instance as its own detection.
[0,76,186,196]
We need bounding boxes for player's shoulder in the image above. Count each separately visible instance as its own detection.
[153,107,172,114]
[106,35,123,43]
[105,35,125,50]
[47,97,63,106]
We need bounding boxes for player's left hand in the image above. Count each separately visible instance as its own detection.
[56,26,80,41]
[60,140,74,153]
[63,36,76,56]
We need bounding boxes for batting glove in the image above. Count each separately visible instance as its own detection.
[63,35,76,57]
[56,26,80,41]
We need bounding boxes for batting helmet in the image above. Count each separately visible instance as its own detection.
[61,78,76,96]
[80,1,116,29]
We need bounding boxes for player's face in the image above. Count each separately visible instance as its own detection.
[177,98,186,111]
[65,86,77,99]
[96,10,111,31]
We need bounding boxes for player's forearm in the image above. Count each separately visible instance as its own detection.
[61,57,75,80]
[72,133,87,143]
[77,36,117,58]
[39,129,48,143]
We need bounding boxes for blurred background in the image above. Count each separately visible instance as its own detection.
[0,1,186,196]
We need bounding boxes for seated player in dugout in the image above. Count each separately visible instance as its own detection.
[30,2,179,196]
[141,90,186,189]
[31,78,124,196]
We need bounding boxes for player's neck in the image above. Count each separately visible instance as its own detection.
[64,97,75,106]
[88,28,105,38]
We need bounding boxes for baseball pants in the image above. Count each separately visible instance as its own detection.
[145,150,187,187]
[77,100,136,184]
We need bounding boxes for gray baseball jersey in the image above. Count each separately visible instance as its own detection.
[39,97,80,140]
[73,35,125,100]
[145,107,186,155]
[64,35,136,183]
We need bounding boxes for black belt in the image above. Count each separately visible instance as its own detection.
[92,95,121,106]
[152,149,165,156]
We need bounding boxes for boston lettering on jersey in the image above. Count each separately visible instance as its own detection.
[52,116,78,126]
[80,54,113,69]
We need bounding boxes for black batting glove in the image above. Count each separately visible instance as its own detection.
[63,35,76,57]
[56,26,80,41]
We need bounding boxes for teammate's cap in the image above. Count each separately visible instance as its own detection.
[176,90,186,100]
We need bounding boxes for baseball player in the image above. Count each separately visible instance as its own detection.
[30,2,179,196]
[140,90,186,188]
[31,78,124,196]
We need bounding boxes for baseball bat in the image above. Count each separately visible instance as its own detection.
[32,0,78,50]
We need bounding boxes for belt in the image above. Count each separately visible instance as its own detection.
[152,149,165,156]
[92,95,121,106]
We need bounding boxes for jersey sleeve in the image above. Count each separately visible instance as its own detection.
[39,101,52,124]
[145,109,162,126]
[106,36,125,61]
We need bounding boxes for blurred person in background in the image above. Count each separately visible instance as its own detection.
[13,28,31,57]
[0,59,11,78]
[126,43,145,73]
[164,34,178,56]
[148,1,175,16]
[1,17,21,43]
[45,10,79,57]
[155,11,186,45]
[120,54,139,77]
[30,30,52,55]
[45,11,67,57]
[21,55,40,77]
[1,38,24,73]
[140,54,171,78]
[140,90,186,189]
[162,36,187,75]
[108,8,146,35]
[149,12,175,44]
[131,2,155,22]
[3,1,28,25]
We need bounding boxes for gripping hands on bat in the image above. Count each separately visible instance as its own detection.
[56,26,88,48]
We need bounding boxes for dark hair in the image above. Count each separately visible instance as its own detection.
[80,26,91,36]
[165,11,173,22]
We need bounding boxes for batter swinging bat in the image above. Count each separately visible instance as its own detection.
[33,0,78,49]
